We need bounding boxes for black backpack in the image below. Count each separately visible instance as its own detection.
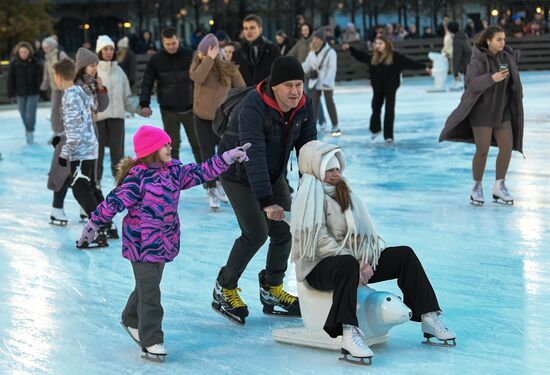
[212,86,256,137]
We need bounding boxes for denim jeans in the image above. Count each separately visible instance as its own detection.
[16,95,38,132]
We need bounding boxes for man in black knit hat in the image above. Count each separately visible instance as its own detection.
[212,56,317,325]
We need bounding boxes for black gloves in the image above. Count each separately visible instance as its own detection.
[58,157,67,167]
[51,135,61,148]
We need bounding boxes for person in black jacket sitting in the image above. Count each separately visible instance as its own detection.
[212,56,317,325]
[232,14,281,86]
[8,41,43,144]
[343,36,431,144]
[139,27,201,162]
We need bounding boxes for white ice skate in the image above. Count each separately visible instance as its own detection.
[50,207,68,226]
[330,127,342,137]
[207,187,220,211]
[120,322,140,346]
[492,179,513,205]
[216,181,229,203]
[339,325,373,366]
[470,180,484,206]
[385,138,394,145]
[371,131,381,140]
[142,343,167,362]
[421,311,456,347]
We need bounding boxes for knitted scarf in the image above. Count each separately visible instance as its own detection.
[77,73,98,112]
[290,149,383,268]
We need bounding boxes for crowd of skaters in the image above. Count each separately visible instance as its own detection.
[4,10,526,364]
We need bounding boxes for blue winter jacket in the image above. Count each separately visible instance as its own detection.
[218,80,317,208]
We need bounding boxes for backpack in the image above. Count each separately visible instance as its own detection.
[212,86,256,137]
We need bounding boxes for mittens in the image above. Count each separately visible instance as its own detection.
[221,143,251,165]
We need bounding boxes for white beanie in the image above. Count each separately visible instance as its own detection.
[96,35,115,53]
[117,37,129,49]
[325,155,340,171]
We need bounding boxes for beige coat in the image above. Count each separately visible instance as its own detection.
[190,56,245,121]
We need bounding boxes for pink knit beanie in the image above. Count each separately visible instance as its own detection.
[197,33,219,55]
[133,125,171,159]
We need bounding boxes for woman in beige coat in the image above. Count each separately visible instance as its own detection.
[190,34,245,210]
[291,140,456,363]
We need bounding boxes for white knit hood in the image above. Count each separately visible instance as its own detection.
[291,140,383,267]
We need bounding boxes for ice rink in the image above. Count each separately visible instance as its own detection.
[0,73,548,374]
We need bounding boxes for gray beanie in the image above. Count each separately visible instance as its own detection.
[42,37,58,50]
[197,33,219,55]
[313,28,326,42]
[75,47,99,71]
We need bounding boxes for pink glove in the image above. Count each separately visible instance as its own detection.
[359,261,374,285]
[222,143,251,165]
[77,221,100,247]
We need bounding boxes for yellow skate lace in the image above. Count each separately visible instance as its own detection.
[270,284,297,305]
[222,287,246,308]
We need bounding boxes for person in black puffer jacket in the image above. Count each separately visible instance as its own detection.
[232,14,281,86]
[213,57,316,325]
[8,41,43,144]
[343,36,431,143]
[139,27,201,162]
[447,21,472,85]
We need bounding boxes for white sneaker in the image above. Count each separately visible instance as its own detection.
[216,181,229,203]
[341,324,373,360]
[207,187,220,211]
[470,180,484,206]
[421,311,456,346]
[50,207,68,226]
[145,343,167,355]
[492,179,513,205]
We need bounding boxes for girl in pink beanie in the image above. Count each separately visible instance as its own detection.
[78,125,250,361]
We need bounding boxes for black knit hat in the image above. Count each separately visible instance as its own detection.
[270,56,305,86]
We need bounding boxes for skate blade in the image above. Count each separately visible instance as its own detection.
[50,219,68,226]
[422,337,456,347]
[470,199,484,207]
[338,354,372,366]
[262,307,301,318]
[141,353,166,363]
[492,196,514,205]
[75,240,109,249]
[210,207,220,212]
[120,322,141,347]
[211,302,245,325]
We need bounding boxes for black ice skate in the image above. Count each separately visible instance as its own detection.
[212,281,249,325]
[141,344,166,363]
[105,222,119,239]
[76,229,108,249]
[258,270,301,317]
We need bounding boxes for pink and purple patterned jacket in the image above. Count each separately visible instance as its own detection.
[90,156,228,262]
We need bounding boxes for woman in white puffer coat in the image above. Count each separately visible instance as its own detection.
[302,29,339,136]
[95,35,137,182]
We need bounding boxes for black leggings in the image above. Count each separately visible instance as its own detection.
[306,246,441,338]
[370,89,397,140]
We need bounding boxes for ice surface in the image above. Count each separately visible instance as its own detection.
[0,73,548,374]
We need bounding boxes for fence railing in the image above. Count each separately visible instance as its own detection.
[2,35,550,103]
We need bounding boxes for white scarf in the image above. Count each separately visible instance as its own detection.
[290,173,384,268]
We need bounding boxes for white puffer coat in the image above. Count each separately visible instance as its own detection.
[97,61,136,121]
